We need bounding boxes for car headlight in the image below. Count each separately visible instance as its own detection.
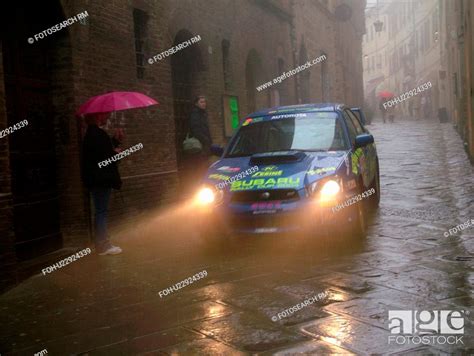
[308,176,343,205]
[196,187,215,204]
[320,180,341,198]
[195,186,224,206]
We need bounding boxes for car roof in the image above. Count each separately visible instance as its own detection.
[247,103,346,117]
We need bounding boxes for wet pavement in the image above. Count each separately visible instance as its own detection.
[0,118,473,355]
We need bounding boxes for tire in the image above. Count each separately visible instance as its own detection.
[351,199,367,239]
[328,187,367,242]
[369,160,380,209]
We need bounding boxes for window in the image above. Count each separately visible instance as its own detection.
[345,109,364,134]
[343,111,358,146]
[133,9,148,79]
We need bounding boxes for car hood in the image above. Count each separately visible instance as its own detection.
[204,150,348,191]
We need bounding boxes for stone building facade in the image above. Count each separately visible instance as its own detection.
[0,0,365,290]
[442,0,474,161]
[363,0,443,119]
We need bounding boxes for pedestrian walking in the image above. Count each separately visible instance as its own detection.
[81,113,123,256]
[379,99,387,123]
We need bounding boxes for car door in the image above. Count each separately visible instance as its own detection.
[345,109,376,188]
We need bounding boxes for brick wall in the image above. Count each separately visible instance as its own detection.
[0,40,18,288]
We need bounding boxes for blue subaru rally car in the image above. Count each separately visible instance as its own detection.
[194,104,380,239]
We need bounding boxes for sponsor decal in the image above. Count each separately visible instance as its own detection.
[208,173,231,181]
[270,113,307,120]
[251,201,282,210]
[242,118,253,126]
[230,177,300,191]
[351,148,363,175]
[307,167,336,175]
[251,201,282,214]
[217,166,240,173]
[252,165,283,177]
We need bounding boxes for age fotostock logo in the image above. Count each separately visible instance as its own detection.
[388,310,468,345]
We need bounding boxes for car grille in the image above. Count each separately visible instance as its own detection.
[230,189,300,203]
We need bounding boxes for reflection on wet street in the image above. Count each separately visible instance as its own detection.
[0,119,473,354]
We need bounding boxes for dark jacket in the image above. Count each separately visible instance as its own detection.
[81,124,122,190]
[189,107,212,155]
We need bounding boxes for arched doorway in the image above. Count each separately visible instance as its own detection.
[170,29,204,190]
[245,49,269,114]
[1,2,69,260]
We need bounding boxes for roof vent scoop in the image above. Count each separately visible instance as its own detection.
[250,151,306,165]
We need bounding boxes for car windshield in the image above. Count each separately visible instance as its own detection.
[226,112,347,157]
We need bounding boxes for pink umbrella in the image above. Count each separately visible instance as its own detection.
[377,90,394,99]
[76,91,158,116]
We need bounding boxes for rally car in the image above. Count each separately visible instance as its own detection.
[194,103,380,240]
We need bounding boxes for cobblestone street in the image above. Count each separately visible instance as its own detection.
[0,118,473,355]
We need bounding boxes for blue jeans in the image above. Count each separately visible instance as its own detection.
[90,188,112,250]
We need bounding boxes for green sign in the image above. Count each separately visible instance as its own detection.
[229,96,239,129]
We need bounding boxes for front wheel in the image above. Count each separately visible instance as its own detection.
[369,162,380,209]
[327,197,367,242]
[348,199,367,240]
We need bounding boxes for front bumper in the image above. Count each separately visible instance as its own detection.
[197,193,357,235]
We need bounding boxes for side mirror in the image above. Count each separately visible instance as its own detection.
[210,144,224,156]
[354,133,374,149]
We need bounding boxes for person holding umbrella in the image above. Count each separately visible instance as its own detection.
[77,91,158,255]
[378,90,394,124]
